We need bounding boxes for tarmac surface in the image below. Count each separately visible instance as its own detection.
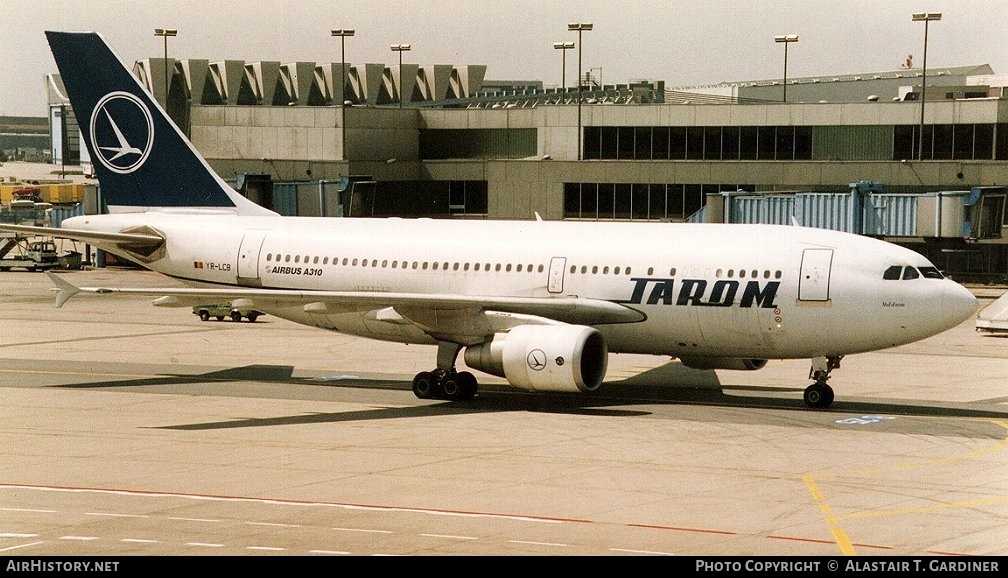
[1,267,1007,557]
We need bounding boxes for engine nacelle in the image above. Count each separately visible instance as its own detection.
[464,325,607,393]
[678,356,769,371]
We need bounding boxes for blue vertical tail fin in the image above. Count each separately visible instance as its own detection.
[46,31,275,216]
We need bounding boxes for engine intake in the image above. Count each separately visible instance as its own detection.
[464,324,607,393]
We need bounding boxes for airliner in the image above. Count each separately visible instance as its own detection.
[0,31,978,409]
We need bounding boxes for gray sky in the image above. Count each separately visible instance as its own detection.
[3,0,1006,117]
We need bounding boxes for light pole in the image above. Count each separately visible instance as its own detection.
[913,12,941,160]
[331,29,354,160]
[568,22,592,161]
[154,28,177,107]
[390,43,411,108]
[774,34,798,103]
[553,41,574,92]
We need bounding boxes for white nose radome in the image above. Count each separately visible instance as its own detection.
[939,281,979,332]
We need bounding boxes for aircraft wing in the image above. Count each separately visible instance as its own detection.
[46,272,645,330]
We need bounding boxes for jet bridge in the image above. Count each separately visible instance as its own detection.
[714,183,1008,281]
[976,290,1008,333]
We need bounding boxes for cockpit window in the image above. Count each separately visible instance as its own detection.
[883,265,944,281]
[883,265,902,280]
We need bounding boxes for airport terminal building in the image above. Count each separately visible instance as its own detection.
[44,53,1008,281]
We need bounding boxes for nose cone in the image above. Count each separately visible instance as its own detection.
[939,281,978,331]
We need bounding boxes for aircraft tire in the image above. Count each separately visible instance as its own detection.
[441,374,461,398]
[457,371,478,401]
[440,371,478,401]
[412,371,437,399]
[803,383,834,409]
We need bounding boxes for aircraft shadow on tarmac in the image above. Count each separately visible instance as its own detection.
[50,360,1008,431]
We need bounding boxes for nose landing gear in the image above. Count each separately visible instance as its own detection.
[804,355,842,408]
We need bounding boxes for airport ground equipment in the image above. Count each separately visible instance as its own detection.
[193,303,263,322]
[0,236,59,271]
[976,291,1008,332]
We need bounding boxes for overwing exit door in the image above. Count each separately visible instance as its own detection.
[548,257,566,294]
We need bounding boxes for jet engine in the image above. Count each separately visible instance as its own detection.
[678,357,768,371]
[464,324,607,393]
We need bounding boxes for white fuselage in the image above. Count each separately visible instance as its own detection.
[62,212,978,362]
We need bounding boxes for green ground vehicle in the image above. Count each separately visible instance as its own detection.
[192,303,263,322]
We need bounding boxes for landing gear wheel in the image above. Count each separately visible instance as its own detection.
[441,373,462,399]
[412,371,437,399]
[456,371,478,401]
[442,371,478,401]
[803,383,834,408]
[412,342,479,401]
[804,355,842,409]
[411,369,478,401]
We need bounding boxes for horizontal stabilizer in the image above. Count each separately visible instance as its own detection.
[0,223,165,263]
[0,223,163,248]
[46,272,81,308]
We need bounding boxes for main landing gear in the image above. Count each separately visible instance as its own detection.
[411,342,479,401]
[804,355,842,409]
